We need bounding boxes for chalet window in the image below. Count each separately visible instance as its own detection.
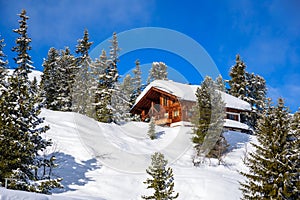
[173,110,179,117]
[163,96,169,106]
[227,113,239,121]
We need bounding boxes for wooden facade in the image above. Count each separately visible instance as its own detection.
[131,86,247,126]
[131,87,184,125]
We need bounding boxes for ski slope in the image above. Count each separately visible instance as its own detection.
[0,109,256,200]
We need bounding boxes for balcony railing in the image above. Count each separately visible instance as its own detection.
[155,117,172,125]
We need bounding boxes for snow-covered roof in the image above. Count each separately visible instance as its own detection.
[219,90,251,111]
[224,119,250,130]
[134,80,251,111]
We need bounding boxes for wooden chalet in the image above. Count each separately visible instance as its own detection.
[130,80,252,132]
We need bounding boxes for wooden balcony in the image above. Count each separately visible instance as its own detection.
[155,117,172,125]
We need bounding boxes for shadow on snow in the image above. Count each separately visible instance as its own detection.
[49,152,100,193]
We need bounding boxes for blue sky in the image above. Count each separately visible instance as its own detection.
[0,0,299,111]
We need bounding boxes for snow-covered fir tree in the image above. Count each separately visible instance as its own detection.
[148,117,156,140]
[109,32,120,65]
[215,74,226,92]
[72,29,94,116]
[147,61,168,84]
[107,31,120,89]
[0,9,62,193]
[291,108,300,140]
[40,47,59,109]
[97,32,120,122]
[41,47,76,111]
[240,98,299,199]
[55,47,76,111]
[130,59,143,107]
[30,76,38,95]
[228,55,267,130]
[0,35,8,91]
[192,76,226,164]
[192,77,215,145]
[142,152,179,199]
[243,72,267,129]
[289,108,300,195]
[111,74,133,123]
[229,54,247,100]
[94,50,113,122]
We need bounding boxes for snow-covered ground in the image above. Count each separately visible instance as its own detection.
[0,109,256,200]
[7,69,43,83]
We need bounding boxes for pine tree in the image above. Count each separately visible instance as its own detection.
[111,74,133,123]
[95,50,113,122]
[120,74,134,115]
[55,47,76,111]
[229,54,247,99]
[0,35,8,90]
[289,108,300,197]
[192,77,214,145]
[72,29,94,116]
[109,32,120,65]
[215,74,226,92]
[130,59,143,107]
[97,32,120,122]
[148,117,156,140]
[76,29,93,59]
[108,32,120,88]
[243,72,267,129]
[40,47,59,109]
[191,76,226,163]
[240,98,300,199]
[142,152,179,199]
[41,47,76,111]
[147,62,168,84]
[291,108,300,139]
[0,9,62,193]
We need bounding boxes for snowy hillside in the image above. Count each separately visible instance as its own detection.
[0,109,257,200]
[7,69,43,83]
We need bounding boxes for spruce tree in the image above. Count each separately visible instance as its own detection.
[107,32,120,89]
[40,47,59,109]
[41,47,76,111]
[192,76,226,163]
[228,55,267,129]
[55,47,76,111]
[291,108,300,139]
[244,72,267,129]
[109,32,120,65]
[240,98,300,199]
[120,74,134,116]
[95,50,113,122]
[148,117,156,140]
[111,74,133,123]
[130,59,143,107]
[72,29,94,116]
[142,152,179,199]
[147,62,168,84]
[289,108,300,197]
[215,74,226,92]
[0,35,8,90]
[97,32,120,122]
[0,9,61,193]
[229,54,247,99]
[192,77,213,146]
